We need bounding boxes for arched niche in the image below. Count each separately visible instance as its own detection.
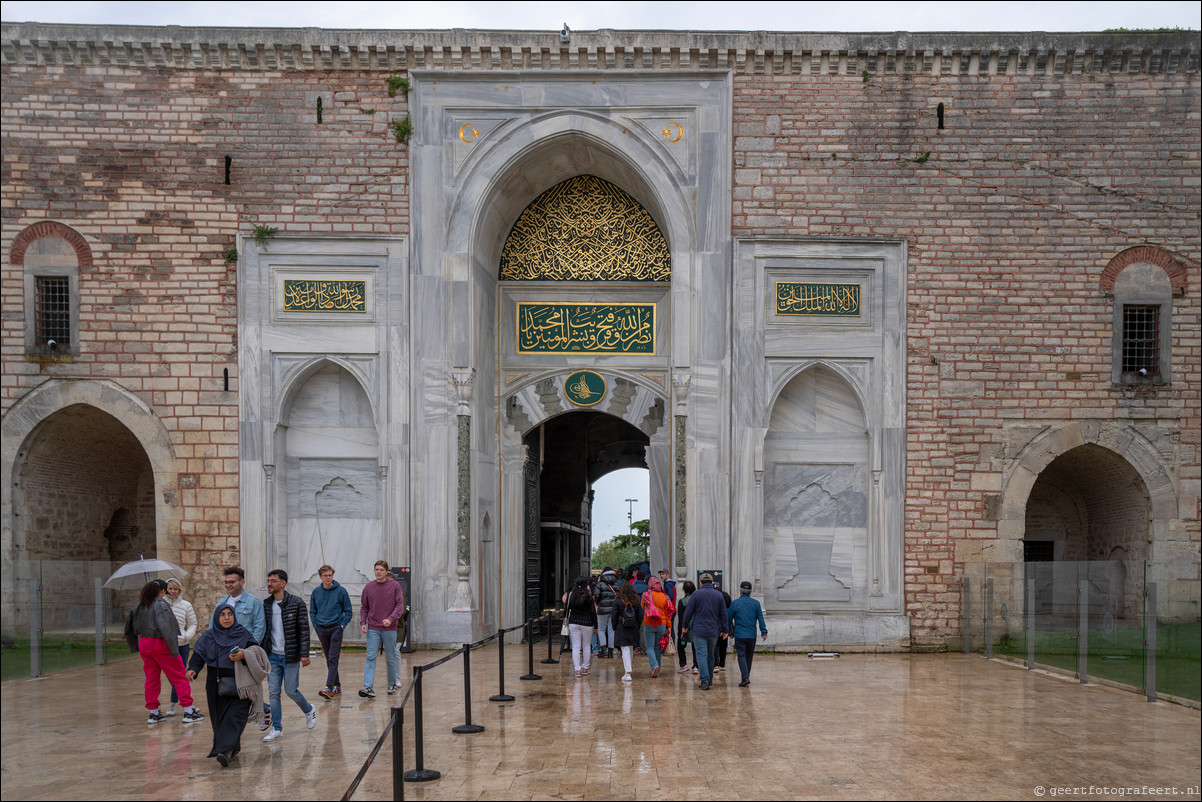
[763,365,870,609]
[276,362,382,587]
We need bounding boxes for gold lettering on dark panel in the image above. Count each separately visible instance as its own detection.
[775,282,861,316]
[517,303,655,354]
[283,280,367,313]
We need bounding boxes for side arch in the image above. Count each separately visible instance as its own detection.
[2,379,183,566]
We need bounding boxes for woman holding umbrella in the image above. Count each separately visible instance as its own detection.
[187,602,265,767]
[124,579,204,725]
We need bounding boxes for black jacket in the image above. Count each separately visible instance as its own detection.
[261,590,311,663]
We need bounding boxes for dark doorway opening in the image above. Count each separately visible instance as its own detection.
[522,411,649,616]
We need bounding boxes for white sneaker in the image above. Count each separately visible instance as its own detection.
[621,673,632,682]
[305,708,317,730]
[164,703,178,716]
[262,729,284,742]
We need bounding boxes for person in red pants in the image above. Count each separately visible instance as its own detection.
[125,579,204,725]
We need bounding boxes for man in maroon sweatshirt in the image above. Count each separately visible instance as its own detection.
[359,560,405,698]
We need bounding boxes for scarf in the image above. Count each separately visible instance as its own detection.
[193,602,253,670]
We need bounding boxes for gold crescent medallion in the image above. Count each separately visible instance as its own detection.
[458,123,479,143]
[662,121,683,143]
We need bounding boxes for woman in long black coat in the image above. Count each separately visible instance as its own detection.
[186,602,256,767]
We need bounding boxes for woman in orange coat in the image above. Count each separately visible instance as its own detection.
[640,576,675,677]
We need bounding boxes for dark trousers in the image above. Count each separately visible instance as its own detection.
[314,623,345,688]
[735,637,757,682]
[716,633,729,667]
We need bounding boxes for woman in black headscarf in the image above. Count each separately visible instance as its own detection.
[186,602,257,767]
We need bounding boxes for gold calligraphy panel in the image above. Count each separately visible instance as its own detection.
[283,279,368,313]
[775,282,861,317]
[517,302,655,354]
[500,175,670,282]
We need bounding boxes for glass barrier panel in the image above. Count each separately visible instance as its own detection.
[1147,562,1201,703]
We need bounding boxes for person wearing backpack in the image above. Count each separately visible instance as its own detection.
[562,576,598,678]
[595,568,620,659]
[640,575,676,677]
[613,581,644,682]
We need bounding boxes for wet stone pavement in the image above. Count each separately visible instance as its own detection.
[1,646,1199,800]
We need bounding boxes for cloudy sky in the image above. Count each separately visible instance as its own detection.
[3,0,1196,546]
[2,1,1198,31]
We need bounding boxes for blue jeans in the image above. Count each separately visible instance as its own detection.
[170,644,190,703]
[363,628,399,688]
[267,652,313,732]
[694,636,718,684]
[643,624,666,671]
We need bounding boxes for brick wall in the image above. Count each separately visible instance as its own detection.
[2,64,412,582]
[732,70,1201,640]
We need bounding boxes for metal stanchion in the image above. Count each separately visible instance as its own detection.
[542,612,560,664]
[452,644,485,734]
[392,706,405,801]
[490,627,516,701]
[402,667,440,782]
[521,617,542,680]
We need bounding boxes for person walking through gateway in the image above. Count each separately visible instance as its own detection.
[186,602,264,767]
[595,567,620,659]
[125,579,204,725]
[360,560,405,698]
[640,575,675,678]
[675,580,697,673]
[680,572,728,690]
[727,580,768,687]
[613,580,644,682]
[563,576,598,678]
[309,564,353,700]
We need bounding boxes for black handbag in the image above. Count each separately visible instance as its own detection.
[218,674,239,697]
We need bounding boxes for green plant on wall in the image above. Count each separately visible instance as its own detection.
[386,74,411,97]
[391,115,413,144]
[914,150,931,164]
[221,246,238,265]
[252,224,279,251]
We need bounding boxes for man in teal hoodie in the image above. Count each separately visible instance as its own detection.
[309,564,353,699]
[727,580,768,687]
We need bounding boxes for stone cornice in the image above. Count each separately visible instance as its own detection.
[2,23,1198,74]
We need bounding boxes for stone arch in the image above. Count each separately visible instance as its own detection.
[503,370,669,438]
[767,360,870,433]
[275,355,377,429]
[1099,246,1188,295]
[2,379,182,570]
[273,360,382,588]
[762,365,871,610]
[9,220,94,269]
[448,111,694,284]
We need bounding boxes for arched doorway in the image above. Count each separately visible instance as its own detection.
[11,403,157,623]
[1023,443,1149,622]
[521,411,651,613]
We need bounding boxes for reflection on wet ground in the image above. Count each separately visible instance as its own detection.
[2,648,1199,800]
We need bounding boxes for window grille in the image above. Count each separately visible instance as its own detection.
[36,276,71,346]
[1121,305,1159,376]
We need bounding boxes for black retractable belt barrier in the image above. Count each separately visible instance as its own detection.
[542,609,561,664]
[403,666,441,782]
[452,641,486,734]
[392,706,404,802]
[521,615,542,680]
[490,623,519,701]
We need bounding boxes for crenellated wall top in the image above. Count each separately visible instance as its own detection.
[2,23,1198,75]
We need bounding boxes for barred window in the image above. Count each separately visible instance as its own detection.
[36,276,72,347]
[1121,305,1159,376]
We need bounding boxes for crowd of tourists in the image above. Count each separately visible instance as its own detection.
[124,560,404,769]
[562,567,767,690]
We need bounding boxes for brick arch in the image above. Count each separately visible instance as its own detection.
[1099,246,1187,295]
[9,221,94,268]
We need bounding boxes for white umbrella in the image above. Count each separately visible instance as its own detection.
[104,556,188,590]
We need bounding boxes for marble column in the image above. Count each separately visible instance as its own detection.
[672,370,690,578]
[449,368,474,612]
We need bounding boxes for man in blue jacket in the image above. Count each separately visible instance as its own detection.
[680,572,728,690]
[727,580,768,687]
[310,564,353,699]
